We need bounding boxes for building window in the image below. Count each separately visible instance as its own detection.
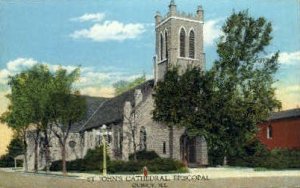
[163,142,166,154]
[113,128,123,157]
[107,135,112,144]
[179,28,186,57]
[189,30,195,58]
[160,33,164,60]
[114,128,122,151]
[165,31,168,59]
[267,125,272,139]
[140,126,147,150]
[69,140,76,149]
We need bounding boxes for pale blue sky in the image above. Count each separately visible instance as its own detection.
[0,0,299,108]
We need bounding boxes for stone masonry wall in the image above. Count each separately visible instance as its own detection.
[132,90,185,160]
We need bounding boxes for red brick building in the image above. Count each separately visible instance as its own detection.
[258,108,300,150]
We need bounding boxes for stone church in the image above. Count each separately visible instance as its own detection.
[26,1,208,170]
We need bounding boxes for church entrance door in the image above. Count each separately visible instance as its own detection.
[180,135,197,166]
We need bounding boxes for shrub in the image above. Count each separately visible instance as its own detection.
[129,150,160,161]
[50,146,187,173]
[109,160,146,173]
[227,139,300,169]
[147,158,186,172]
[108,158,187,173]
[50,145,109,171]
[0,155,15,167]
[263,149,300,169]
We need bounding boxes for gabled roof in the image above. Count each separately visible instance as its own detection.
[269,108,300,121]
[79,79,154,132]
[69,95,107,132]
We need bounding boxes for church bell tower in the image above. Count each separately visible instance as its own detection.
[154,0,205,82]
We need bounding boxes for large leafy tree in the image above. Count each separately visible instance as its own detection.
[1,65,54,172]
[1,72,32,171]
[49,68,87,175]
[1,64,86,173]
[211,10,281,160]
[153,11,281,165]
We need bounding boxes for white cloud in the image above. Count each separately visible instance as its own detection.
[71,13,105,22]
[203,19,223,46]
[6,58,38,72]
[278,51,300,65]
[0,58,148,98]
[0,58,39,84]
[70,21,146,42]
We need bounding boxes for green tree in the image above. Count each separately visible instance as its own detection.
[1,73,33,171]
[1,65,53,172]
[211,10,281,162]
[1,64,86,173]
[113,74,146,96]
[16,65,54,172]
[49,68,87,175]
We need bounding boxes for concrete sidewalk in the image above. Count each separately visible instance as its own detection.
[1,167,300,188]
[2,167,300,179]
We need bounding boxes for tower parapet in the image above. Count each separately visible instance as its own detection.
[155,1,204,27]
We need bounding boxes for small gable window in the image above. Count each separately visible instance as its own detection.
[267,125,272,139]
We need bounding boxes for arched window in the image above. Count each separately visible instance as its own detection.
[179,28,186,57]
[160,33,164,60]
[267,125,272,139]
[140,126,147,150]
[165,31,168,59]
[189,30,195,58]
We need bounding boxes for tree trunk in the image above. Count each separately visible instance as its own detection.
[23,132,28,172]
[223,156,227,166]
[133,141,137,161]
[34,129,40,173]
[43,129,50,173]
[169,126,173,159]
[223,148,228,166]
[61,143,67,176]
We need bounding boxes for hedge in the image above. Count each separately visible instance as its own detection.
[227,140,300,169]
[109,158,186,173]
[129,150,160,161]
[50,149,187,173]
[50,145,109,172]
